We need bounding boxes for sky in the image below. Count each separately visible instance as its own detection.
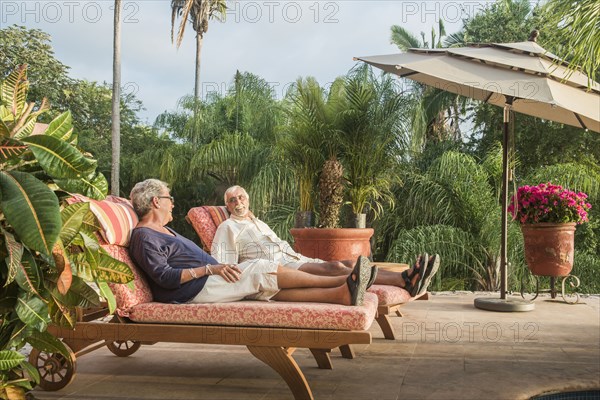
[1,1,498,123]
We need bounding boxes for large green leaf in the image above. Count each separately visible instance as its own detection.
[0,284,17,314]
[45,111,73,142]
[20,359,41,385]
[54,171,108,200]
[1,66,27,118]
[15,292,49,332]
[1,228,23,287]
[0,171,61,255]
[48,276,100,308]
[47,297,76,328]
[0,350,25,370]
[26,330,70,359]
[80,232,133,284]
[69,251,95,281]
[0,138,27,163]
[21,135,96,179]
[59,202,89,246]
[15,248,42,296]
[97,281,116,314]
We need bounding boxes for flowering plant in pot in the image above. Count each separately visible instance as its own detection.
[508,182,592,276]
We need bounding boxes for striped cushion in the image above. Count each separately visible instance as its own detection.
[69,194,138,246]
[187,206,229,251]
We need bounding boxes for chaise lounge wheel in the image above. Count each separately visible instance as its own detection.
[106,340,141,357]
[28,345,76,391]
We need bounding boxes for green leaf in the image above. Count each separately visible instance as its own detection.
[1,66,27,118]
[54,171,108,200]
[26,330,69,360]
[48,276,100,308]
[20,360,40,385]
[59,202,89,246]
[15,292,49,332]
[15,248,42,296]
[47,297,76,328]
[69,251,95,281]
[0,350,25,371]
[21,135,97,179]
[0,284,17,314]
[97,281,116,314]
[45,111,73,142]
[0,171,61,255]
[84,242,133,284]
[1,228,23,287]
[0,138,27,163]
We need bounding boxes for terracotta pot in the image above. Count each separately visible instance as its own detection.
[290,228,374,262]
[521,222,576,277]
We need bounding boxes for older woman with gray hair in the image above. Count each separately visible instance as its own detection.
[128,179,372,306]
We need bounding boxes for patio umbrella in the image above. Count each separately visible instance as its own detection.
[356,34,600,311]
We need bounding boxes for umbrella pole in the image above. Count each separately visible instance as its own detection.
[474,96,534,312]
[500,98,513,299]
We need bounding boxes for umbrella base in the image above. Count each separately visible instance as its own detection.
[474,297,535,312]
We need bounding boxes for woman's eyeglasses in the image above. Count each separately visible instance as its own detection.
[156,196,174,203]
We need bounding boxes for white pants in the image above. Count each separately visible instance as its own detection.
[191,259,280,303]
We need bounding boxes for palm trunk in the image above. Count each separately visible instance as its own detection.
[110,0,122,196]
[194,33,203,99]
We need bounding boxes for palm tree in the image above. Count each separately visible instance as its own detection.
[545,0,599,84]
[110,0,121,196]
[390,21,466,151]
[171,0,227,99]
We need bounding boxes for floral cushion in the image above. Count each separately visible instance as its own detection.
[187,206,229,251]
[368,284,411,305]
[101,244,153,317]
[128,292,378,331]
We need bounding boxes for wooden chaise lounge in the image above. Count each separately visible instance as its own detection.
[186,206,426,341]
[31,195,378,400]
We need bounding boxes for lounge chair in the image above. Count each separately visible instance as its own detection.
[30,196,378,400]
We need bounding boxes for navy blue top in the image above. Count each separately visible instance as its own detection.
[129,226,217,303]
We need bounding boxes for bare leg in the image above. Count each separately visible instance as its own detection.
[274,265,346,288]
[273,286,350,305]
[373,269,406,287]
[271,265,353,305]
[298,261,350,276]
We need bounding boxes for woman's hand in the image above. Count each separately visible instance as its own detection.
[211,264,242,283]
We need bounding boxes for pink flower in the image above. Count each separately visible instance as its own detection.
[509,182,591,225]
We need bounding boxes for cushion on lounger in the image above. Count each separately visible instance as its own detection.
[187,206,229,251]
[367,284,411,305]
[128,292,378,331]
[101,244,153,317]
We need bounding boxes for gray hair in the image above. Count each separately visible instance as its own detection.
[130,179,169,217]
[223,185,249,204]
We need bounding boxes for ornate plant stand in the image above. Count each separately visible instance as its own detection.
[521,272,581,304]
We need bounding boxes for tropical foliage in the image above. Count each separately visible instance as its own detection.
[0,66,133,398]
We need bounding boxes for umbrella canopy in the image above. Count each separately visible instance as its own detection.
[356,41,600,133]
[356,38,600,310]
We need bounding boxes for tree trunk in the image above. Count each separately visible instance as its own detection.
[194,33,203,99]
[111,0,122,196]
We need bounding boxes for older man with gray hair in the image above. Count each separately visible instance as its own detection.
[211,185,440,296]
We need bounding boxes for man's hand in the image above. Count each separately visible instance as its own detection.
[212,264,242,282]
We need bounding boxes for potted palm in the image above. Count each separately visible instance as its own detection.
[509,182,592,276]
[337,66,404,228]
[291,155,374,261]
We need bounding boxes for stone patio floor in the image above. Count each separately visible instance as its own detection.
[31,292,600,400]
